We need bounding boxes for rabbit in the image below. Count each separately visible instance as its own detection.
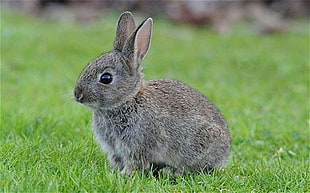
[74,11,230,176]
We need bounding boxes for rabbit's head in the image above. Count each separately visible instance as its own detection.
[74,12,152,109]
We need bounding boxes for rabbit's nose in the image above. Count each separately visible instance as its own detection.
[74,87,84,103]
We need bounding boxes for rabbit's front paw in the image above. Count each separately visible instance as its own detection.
[108,154,124,170]
[120,164,133,176]
[160,166,185,176]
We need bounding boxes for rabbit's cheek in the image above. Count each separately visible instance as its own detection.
[95,89,121,108]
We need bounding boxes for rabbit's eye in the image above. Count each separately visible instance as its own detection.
[99,73,113,84]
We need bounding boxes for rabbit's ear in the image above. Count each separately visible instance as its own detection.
[134,18,152,64]
[122,18,153,70]
[113,12,136,51]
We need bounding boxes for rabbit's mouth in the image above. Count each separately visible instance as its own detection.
[74,86,98,105]
[74,90,100,109]
[75,97,99,109]
[83,102,101,109]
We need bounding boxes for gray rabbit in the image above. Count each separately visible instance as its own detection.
[74,11,230,175]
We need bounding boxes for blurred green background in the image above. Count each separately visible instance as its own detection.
[1,2,309,192]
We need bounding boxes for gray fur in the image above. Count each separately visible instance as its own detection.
[74,12,230,175]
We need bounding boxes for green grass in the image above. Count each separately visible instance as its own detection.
[1,10,309,192]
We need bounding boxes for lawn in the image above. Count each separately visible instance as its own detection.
[1,10,309,192]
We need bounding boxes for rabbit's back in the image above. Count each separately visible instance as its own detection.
[144,79,225,120]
